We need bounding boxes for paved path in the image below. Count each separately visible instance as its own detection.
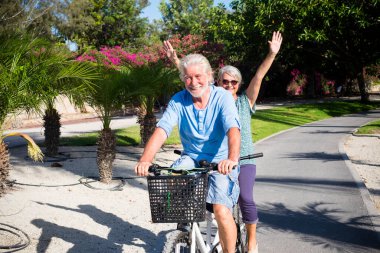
[254,110,380,252]
[4,115,139,148]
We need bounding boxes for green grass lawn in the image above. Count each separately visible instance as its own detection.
[355,119,380,135]
[60,125,181,146]
[60,100,380,146]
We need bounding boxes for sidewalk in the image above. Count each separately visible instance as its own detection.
[4,115,140,148]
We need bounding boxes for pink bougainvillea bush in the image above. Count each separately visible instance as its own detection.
[322,80,336,95]
[139,34,226,68]
[315,72,336,96]
[286,68,307,96]
[76,34,226,71]
[76,46,159,69]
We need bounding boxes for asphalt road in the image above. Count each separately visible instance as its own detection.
[4,115,139,148]
[254,110,380,252]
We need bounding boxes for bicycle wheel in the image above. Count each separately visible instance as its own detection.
[233,205,247,253]
[162,230,191,253]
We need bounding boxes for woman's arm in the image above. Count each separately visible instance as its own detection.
[163,40,180,69]
[245,31,283,108]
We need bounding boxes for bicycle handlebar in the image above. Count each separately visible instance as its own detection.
[148,152,264,176]
[198,152,263,171]
[174,150,263,160]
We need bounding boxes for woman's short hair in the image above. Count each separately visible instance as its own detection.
[217,65,242,86]
[179,54,213,83]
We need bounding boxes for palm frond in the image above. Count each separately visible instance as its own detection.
[86,69,127,129]
[124,63,181,101]
[2,132,43,162]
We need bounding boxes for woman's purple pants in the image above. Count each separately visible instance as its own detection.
[238,164,258,224]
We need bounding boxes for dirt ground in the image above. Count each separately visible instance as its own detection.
[344,134,380,212]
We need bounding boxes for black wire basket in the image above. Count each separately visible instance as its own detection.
[147,173,208,223]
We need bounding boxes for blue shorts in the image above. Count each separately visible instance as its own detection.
[171,155,240,209]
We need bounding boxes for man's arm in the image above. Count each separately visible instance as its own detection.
[135,128,168,176]
[218,127,241,175]
[227,127,241,162]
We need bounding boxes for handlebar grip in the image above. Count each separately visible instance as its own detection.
[240,152,263,160]
[200,160,237,171]
[199,160,219,170]
[212,164,238,171]
[148,164,160,173]
[174,150,182,155]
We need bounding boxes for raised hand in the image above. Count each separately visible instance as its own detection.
[163,40,180,67]
[268,31,283,55]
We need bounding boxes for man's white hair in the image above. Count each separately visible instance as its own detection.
[179,54,214,83]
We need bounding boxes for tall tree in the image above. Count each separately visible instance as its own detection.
[159,0,213,35]
[211,0,380,101]
[55,0,149,50]
[0,0,58,38]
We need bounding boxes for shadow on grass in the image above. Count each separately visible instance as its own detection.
[254,101,380,127]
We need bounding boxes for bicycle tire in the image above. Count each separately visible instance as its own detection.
[233,205,247,253]
[162,230,191,253]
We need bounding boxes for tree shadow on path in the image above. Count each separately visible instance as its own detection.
[258,202,380,252]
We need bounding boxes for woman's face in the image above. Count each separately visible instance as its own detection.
[218,73,239,98]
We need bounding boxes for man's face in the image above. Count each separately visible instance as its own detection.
[183,64,211,98]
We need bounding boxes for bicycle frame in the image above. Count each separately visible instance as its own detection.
[187,210,221,253]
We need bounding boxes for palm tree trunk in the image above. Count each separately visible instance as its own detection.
[97,128,116,183]
[141,113,157,146]
[0,139,10,197]
[43,107,61,156]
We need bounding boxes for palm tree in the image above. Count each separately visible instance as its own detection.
[124,62,181,146]
[0,32,45,196]
[31,45,99,157]
[86,68,127,183]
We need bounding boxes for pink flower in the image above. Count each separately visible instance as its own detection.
[291,68,301,77]
[107,56,119,65]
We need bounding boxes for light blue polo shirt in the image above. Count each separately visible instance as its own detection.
[157,85,241,163]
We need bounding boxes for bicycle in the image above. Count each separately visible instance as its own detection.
[146,152,263,253]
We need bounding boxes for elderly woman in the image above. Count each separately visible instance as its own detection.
[164,31,283,253]
[135,53,241,253]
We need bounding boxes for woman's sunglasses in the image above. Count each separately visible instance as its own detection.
[222,79,239,86]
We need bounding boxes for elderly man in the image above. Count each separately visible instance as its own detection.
[135,53,241,253]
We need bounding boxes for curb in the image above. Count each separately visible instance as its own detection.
[351,129,380,139]
[338,134,380,242]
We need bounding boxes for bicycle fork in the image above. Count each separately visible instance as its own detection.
[190,211,221,253]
